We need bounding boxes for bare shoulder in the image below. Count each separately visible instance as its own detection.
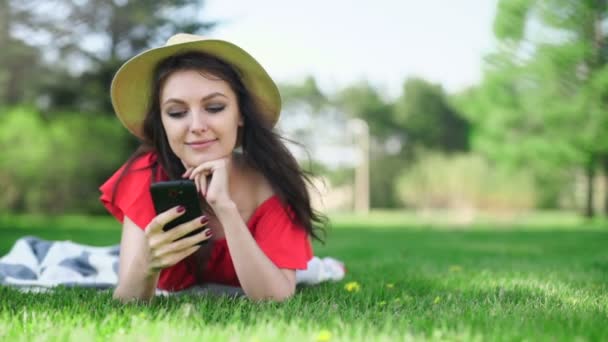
[233,156,275,211]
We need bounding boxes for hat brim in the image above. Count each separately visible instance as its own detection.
[110,39,281,139]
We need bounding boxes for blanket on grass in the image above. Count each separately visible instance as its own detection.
[0,236,345,295]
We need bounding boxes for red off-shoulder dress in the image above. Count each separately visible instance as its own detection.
[99,152,313,291]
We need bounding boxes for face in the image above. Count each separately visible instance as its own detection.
[159,69,243,168]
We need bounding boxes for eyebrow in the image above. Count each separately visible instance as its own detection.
[162,92,228,106]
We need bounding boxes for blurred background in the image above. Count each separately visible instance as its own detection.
[0,0,606,223]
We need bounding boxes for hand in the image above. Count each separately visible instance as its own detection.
[143,206,212,274]
[182,158,233,207]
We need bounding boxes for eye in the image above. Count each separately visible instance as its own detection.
[167,111,187,118]
[206,104,225,113]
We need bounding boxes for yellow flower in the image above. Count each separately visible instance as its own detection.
[449,265,462,273]
[434,296,441,304]
[316,329,332,342]
[344,281,361,292]
[386,283,395,289]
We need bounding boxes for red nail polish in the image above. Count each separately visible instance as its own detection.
[177,206,185,213]
[200,216,209,224]
[205,229,213,237]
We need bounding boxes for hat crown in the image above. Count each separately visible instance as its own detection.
[111,33,281,138]
[165,33,205,46]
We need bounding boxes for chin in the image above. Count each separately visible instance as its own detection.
[182,152,227,167]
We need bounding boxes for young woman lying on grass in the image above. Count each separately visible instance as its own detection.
[100,33,327,302]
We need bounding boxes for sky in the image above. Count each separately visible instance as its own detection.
[203,0,499,99]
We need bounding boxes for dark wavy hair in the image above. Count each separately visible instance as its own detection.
[112,51,327,285]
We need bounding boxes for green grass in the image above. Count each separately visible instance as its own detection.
[0,212,607,341]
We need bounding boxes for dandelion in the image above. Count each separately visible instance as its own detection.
[344,281,361,293]
[316,329,332,342]
[449,265,462,273]
[386,283,395,289]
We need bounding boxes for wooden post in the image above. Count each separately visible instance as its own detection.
[350,118,369,214]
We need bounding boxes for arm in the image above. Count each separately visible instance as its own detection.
[113,210,212,303]
[184,158,297,301]
[216,202,297,302]
[112,216,160,302]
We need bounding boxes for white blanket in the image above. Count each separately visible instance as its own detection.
[0,236,345,295]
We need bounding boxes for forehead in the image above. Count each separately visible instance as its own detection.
[160,69,234,101]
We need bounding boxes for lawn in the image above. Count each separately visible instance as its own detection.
[0,212,607,341]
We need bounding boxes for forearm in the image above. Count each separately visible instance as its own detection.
[113,255,160,302]
[216,202,295,301]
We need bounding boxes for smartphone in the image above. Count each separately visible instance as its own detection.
[150,180,207,244]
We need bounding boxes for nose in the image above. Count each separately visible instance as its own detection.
[189,111,208,133]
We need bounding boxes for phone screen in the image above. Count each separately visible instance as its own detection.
[149,180,206,241]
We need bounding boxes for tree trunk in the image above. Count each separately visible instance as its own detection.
[585,157,596,218]
[0,0,10,104]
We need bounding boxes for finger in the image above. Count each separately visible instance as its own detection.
[146,205,185,235]
[187,161,218,181]
[161,215,209,244]
[154,228,212,258]
[156,245,201,269]
[182,167,193,179]
[199,172,208,197]
[195,174,200,194]
[189,168,203,194]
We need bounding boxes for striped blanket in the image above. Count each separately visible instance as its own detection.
[0,236,345,295]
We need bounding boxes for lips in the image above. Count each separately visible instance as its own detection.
[186,139,217,149]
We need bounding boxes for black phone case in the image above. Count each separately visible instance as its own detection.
[149,180,206,244]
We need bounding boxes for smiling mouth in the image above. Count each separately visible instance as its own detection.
[186,139,217,149]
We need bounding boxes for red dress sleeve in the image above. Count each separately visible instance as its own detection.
[250,197,313,270]
[99,152,161,230]
[99,152,194,291]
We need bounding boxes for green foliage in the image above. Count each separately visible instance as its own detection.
[280,76,328,113]
[494,0,533,41]
[0,0,44,106]
[369,155,407,208]
[335,81,396,139]
[395,78,470,154]
[2,0,214,112]
[0,214,607,340]
[456,0,608,215]
[283,76,474,209]
[396,153,537,211]
[0,107,129,213]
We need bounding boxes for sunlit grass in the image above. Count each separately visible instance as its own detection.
[1,212,607,340]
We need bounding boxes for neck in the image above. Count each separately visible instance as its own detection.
[228,151,247,199]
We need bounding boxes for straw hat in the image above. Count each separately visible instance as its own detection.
[110,33,281,139]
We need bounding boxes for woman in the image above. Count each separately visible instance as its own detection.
[100,33,326,302]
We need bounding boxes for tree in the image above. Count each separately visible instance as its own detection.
[0,0,45,105]
[4,0,215,113]
[335,81,396,139]
[394,78,470,155]
[335,82,406,208]
[457,0,608,216]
